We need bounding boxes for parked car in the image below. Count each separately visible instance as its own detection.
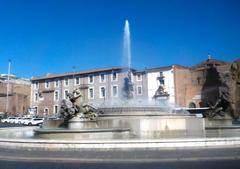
[27,118,44,126]
[1,117,8,123]
[22,117,32,125]
[15,117,24,124]
[1,117,17,123]
[11,117,20,124]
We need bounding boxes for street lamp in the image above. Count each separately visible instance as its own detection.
[6,59,11,114]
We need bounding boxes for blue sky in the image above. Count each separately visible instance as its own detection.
[0,0,239,78]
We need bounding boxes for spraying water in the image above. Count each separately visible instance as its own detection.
[98,20,174,112]
[124,20,131,70]
[122,20,133,99]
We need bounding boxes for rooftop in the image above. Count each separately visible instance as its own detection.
[31,67,125,81]
[191,58,227,70]
[145,64,188,73]
[31,64,191,81]
[0,74,30,85]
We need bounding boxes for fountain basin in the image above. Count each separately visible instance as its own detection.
[1,127,240,150]
[96,115,204,135]
[34,114,205,139]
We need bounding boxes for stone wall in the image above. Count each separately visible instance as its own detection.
[0,82,30,116]
[174,66,190,107]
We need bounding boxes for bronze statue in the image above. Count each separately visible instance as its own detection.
[59,87,103,122]
[204,60,240,119]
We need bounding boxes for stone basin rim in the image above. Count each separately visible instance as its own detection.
[1,136,240,144]
[34,128,131,134]
[1,137,240,150]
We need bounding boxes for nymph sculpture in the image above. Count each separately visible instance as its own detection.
[59,87,103,123]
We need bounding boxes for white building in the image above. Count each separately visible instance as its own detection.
[146,66,175,104]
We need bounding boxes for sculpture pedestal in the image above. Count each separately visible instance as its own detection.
[42,119,64,128]
[68,116,98,130]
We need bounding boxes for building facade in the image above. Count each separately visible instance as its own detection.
[183,58,229,108]
[30,65,192,116]
[31,67,148,116]
[30,58,236,117]
[0,74,31,116]
[145,65,190,107]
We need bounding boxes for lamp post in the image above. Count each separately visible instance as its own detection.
[72,66,76,87]
[6,59,11,114]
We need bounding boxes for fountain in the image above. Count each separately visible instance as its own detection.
[2,21,240,159]
[33,20,205,139]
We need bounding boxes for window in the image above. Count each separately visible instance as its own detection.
[112,85,118,97]
[137,86,142,95]
[45,81,50,89]
[54,105,58,114]
[88,75,94,84]
[64,90,69,99]
[159,79,165,85]
[64,78,69,86]
[112,72,117,81]
[136,74,142,81]
[34,82,39,89]
[54,80,59,87]
[75,77,80,85]
[34,107,38,114]
[54,91,59,101]
[99,73,105,83]
[34,92,38,102]
[44,108,49,115]
[88,87,94,99]
[99,86,106,98]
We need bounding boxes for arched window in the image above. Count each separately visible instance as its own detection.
[44,108,49,116]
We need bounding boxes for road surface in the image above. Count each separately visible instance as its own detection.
[0,146,240,169]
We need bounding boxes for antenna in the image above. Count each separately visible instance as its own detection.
[72,66,76,87]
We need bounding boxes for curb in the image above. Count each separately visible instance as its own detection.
[1,137,240,150]
[1,127,240,150]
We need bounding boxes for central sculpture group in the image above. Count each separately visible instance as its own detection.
[59,88,103,123]
[58,69,135,123]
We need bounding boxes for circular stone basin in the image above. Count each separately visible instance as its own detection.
[32,114,205,140]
